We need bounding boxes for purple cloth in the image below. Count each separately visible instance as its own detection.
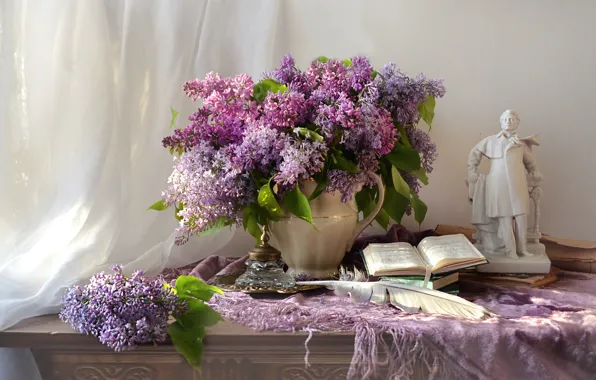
[161,226,596,380]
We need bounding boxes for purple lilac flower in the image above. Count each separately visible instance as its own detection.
[305,59,350,96]
[264,54,311,94]
[348,56,374,92]
[375,63,445,126]
[313,91,362,139]
[231,123,287,172]
[162,142,256,245]
[405,126,437,173]
[325,170,372,203]
[403,171,421,195]
[59,266,183,352]
[342,106,398,167]
[275,139,327,186]
[402,171,421,216]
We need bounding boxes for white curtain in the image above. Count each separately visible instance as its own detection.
[0,0,287,378]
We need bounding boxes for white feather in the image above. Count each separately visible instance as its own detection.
[297,280,497,320]
[338,266,368,282]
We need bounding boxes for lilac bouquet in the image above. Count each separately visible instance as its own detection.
[60,266,223,368]
[152,55,445,244]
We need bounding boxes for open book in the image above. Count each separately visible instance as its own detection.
[362,234,488,277]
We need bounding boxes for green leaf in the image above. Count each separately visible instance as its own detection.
[355,187,375,218]
[178,297,224,329]
[197,217,229,236]
[175,275,224,302]
[386,146,421,172]
[331,153,360,173]
[258,180,285,217]
[342,58,352,67]
[308,177,329,201]
[418,95,436,129]
[378,159,391,186]
[395,125,412,148]
[315,56,329,63]
[148,200,168,211]
[283,185,314,225]
[169,106,180,128]
[253,78,288,102]
[174,203,184,221]
[294,127,324,142]
[410,193,428,224]
[375,208,390,230]
[391,167,411,198]
[412,167,429,185]
[371,70,378,80]
[246,216,261,240]
[242,206,262,240]
[168,321,204,368]
[383,187,410,224]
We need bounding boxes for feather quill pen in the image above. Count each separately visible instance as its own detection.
[297,268,496,320]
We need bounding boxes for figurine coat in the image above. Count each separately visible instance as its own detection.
[468,131,539,218]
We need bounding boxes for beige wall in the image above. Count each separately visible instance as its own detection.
[277,0,595,241]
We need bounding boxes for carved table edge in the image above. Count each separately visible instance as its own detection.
[0,328,357,353]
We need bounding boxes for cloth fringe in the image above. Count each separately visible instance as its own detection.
[346,322,462,380]
[210,292,464,380]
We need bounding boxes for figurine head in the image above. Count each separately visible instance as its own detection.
[500,110,520,132]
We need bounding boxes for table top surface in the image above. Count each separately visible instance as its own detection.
[1,314,284,336]
[0,314,355,350]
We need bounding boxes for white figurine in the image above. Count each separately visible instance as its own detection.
[467,110,542,260]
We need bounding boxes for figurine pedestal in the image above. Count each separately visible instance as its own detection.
[476,243,551,274]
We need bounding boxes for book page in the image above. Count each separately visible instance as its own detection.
[363,242,427,276]
[416,234,486,270]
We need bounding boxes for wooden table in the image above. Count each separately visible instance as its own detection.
[0,314,361,380]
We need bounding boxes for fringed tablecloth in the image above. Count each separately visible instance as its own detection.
[160,226,596,380]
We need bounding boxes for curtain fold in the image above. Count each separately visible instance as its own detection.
[0,0,288,332]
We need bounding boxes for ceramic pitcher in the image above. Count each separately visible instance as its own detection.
[270,172,385,279]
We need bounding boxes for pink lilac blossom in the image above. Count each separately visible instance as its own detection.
[261,91,310,130]
[163,72,257,151]
[59,266,183,352]
[305,59,351,96]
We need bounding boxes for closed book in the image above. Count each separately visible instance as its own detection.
[440,282,460,295]
[460,267,560,288]
[380,272,459,290]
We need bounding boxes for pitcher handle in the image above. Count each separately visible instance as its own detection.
[346,171,385,252]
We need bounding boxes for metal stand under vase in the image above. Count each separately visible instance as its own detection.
[234,225,297,292]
